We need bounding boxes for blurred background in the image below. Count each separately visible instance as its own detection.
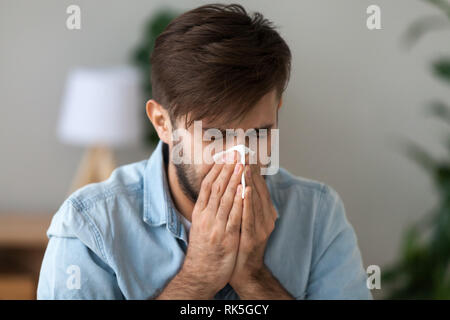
[1,0,450,299]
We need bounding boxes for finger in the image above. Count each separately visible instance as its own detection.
[225,184,243,235]
[196,162,224,211]
[244,164,252,189]
[206,152,238,212]
[250,164,271,202]
[245,165,263,219]
[242,186,255,234]
[250,164,277,222]
[216,162,243,227]
[249,164,267,214]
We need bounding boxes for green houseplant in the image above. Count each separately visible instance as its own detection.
[382,0,450,299]
[131,9,178,146]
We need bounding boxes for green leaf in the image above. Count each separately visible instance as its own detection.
[402,15,450,49]
[383,0,450,299]
[432,58,450,83]
[434,163,450,195]
[427,100,450,120]
[421,0,450,19]
[402,140,436,173]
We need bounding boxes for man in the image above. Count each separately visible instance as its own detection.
[37,4,372,300]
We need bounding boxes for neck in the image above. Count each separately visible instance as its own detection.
[166,161,195,222]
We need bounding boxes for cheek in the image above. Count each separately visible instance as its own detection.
[256,135,272,168]
[200,138,226,164]
[267,136,272,156]
[174,134,196,163]
[197,163,214,183]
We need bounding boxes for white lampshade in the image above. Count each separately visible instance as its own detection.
[58,66,144,147]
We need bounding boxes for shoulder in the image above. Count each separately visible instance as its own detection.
[266,167,343,218]
[68,159,147,210]
[266,167,351,249]
[46,160,148,260]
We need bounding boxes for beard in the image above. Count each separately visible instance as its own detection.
[173,162,200,204]
[168,129,202,204]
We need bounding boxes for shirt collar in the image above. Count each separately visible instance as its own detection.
[143,140,188,244]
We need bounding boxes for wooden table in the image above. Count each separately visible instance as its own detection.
[0,214,53,299]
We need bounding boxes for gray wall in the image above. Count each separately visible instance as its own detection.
[1,0,450,281]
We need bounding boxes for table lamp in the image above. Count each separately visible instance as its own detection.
[58,66,143,193]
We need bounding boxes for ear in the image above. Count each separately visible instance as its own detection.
[277,96,283,110]
[146,99,172,144]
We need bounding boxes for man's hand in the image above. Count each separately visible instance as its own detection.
[229,164,277,285]
[156,152,244,299]
[229,164,293,299]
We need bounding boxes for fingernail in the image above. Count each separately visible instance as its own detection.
[246,166,251,178]
[237,184,242,194]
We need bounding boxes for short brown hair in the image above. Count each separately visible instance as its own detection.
[150,3,291,128]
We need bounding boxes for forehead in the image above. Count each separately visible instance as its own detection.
[200,89,279,130]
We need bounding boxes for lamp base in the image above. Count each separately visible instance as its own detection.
[69,146,116,194]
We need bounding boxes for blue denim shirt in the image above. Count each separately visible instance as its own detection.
[37,141,372,300]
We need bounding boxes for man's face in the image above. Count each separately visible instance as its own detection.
[168,89,280,203]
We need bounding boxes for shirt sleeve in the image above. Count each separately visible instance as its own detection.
[305,185,373,300]
[37,235,123,299]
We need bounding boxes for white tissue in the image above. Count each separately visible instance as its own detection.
[213,144,255,198]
